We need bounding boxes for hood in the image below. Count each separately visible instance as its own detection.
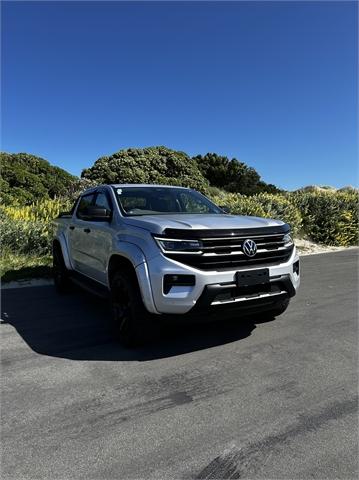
[123,214,284,235]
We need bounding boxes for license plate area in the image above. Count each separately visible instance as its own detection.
[236,268,270,287]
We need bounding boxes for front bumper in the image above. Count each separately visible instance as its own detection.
[142,246,300,315]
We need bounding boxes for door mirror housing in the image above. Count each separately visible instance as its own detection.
[81,206,112,221]
[220,205,231,214]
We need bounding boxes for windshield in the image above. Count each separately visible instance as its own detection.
[113,186,223,216]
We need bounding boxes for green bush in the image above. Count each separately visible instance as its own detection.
[81,146,209,193]
[0,216,52,256]
[254,193,302,235]
[193,152,280,195]
[0,152,76,205]
[209,192,302,235]
[0,198,71,256]
[210,192,266,217]
[290,191,358,246]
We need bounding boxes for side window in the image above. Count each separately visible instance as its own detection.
[94,192,112,212]
[76,193,95,219]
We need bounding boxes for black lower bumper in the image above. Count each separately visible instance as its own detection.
[158,275,295,324]
[189,274,295,316]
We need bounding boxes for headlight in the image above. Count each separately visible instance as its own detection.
[283,233,293,246]
[154,237,203,253]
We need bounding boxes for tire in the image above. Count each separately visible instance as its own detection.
[110,270,151,347]
[53,243,71,293]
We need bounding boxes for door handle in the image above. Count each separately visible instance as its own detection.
[69,226,75,230]
[84,228,91,233]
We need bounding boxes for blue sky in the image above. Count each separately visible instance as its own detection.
[1,1,358,190]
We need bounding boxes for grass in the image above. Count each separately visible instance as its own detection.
[1,252,53,283]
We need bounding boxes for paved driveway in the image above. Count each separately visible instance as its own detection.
[1,249,358,479]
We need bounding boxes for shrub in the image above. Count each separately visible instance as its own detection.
[210,192,266,217]
[254,193,302,235]
[81,146,209,192]
[2,199,70,223]
[0,199,71,256]
[290,191,359,246]
[0,216,52,256]
[209,192,302,235]
[62,178,98,203]
[0,152,75,205]
[193,152,281,195]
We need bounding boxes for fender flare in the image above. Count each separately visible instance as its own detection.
[108,241,147,270]
[53,234,73,271]
[107,242,158,314]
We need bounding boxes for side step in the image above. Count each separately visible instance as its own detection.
[70,271,110,299]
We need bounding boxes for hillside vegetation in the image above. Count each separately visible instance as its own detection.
[1,147,358,280]
[0,152,75,205]
[193,153,280,195]
[1,147,279,205]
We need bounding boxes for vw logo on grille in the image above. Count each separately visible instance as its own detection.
[242,239,257,257]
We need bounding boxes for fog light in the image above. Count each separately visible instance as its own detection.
[163,274,195,294]
[293,260,300,275]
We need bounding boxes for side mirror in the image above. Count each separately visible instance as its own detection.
[58,211,72,218]
[82,206,112,221]
[220,205,231,214]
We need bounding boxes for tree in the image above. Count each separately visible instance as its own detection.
[193,153,280,195]
[0,152,76,205]
[81,146,209,192]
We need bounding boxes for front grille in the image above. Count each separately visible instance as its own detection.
[161,225,293,271]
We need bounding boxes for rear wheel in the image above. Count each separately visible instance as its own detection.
[53,244,71,293]
[110,270,151,347]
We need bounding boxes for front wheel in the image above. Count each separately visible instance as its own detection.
[110,270,151,347]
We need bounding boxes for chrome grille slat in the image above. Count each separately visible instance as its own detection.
[161,227,293,270]
[202,246,289,257]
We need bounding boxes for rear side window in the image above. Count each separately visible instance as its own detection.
[76,193,95,219]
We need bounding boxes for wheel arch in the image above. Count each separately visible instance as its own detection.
[108,254,137,284]
[107,253,158,314]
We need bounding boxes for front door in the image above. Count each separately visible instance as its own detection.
[82,191,114,284]
[68,192,97,277]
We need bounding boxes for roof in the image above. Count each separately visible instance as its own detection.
[110,184,190,189]
[81,183,191,195]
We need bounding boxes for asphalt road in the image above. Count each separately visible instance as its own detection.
[1,249,358,479]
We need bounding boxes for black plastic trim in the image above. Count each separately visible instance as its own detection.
[163,223,290,239]
[191,274,295,313]
[163,274,196,294]
[69,270,110,298]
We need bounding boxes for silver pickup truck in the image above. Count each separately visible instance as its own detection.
[53,184,300,345]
